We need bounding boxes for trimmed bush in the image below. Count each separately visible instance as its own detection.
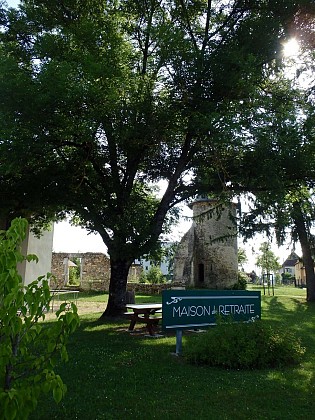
[185,321,305,369]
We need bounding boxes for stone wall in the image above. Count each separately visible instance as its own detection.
[51,252,110,291]
[51,252,142,292]
[127,282,186,295]
[52,251,187,294]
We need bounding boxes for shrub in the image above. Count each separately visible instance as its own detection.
[230,271,248,290]
[281,272,294,285]
[0,218,80,419]
[185,321,305,369]
[138,271,148,283]
[68,266,80,286]
[145,266,165,284]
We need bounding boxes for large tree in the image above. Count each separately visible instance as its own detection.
[193,9,315,298]
[223,73,315,299]
[0,0,311,315]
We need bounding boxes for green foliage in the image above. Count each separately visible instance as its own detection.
[68,258,81,286]
[234,78,315,298]
[185,321,305,369]
[256,242,281,274]
[238,248,248,268]
[138,271,148,284]
[141,265,166,284]
[68,268,80,285]
[281,272,294,285]
[147,266,165,284]
[0,218,80,420]
[0,0,313,315]
[231,271,248,290]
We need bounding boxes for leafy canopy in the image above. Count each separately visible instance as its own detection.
[0,0,306,260]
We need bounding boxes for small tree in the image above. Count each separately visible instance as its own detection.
[146,265,166,284]
[256,242,281,276]
[238,248,248,270]
[139,265,166,284]
[0,218,79,420]
[281,272,294,285]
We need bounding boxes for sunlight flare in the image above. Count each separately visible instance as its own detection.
[283,38,300,57]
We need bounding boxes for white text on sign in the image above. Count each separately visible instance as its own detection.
[172,304,255,317]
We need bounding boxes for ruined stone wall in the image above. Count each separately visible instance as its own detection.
[51,252,68,287]
[51,252,142,291]
[51,252,110,291]
[80,253,111,291]
[172,229,194,285]
[127,282,185,295]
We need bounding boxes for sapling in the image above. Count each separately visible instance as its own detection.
[0,218,79,419]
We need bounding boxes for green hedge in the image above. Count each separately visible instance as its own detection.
[185,321,305,369]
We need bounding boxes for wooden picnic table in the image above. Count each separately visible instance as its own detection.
[125,303,162,336]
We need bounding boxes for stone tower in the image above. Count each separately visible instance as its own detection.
[173,198,238,289]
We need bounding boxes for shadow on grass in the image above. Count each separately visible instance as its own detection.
[262,296,315,352]
[30,298,315,420]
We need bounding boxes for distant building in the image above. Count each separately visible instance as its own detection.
[279,250,300,278]
[294,256,315,288]
[294,258,306,287]
[135,241,174,279]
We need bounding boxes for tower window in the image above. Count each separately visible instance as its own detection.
[198,263,205,283]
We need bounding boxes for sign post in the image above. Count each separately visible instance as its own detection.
[162,290,261,355]
[175,329,183,356]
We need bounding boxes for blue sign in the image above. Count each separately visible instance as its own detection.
[162,290,261,330]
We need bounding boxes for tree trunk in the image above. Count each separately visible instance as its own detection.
[100,258,132,318]
[293,204,315,301]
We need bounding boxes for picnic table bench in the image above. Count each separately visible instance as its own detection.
[124,304,162,336]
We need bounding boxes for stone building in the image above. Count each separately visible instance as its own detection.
[173,198,238,289]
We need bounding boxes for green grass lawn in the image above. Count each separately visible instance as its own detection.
[31,286,315,420]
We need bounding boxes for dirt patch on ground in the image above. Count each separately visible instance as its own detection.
[44,301,104,320]
[75,301,105,315]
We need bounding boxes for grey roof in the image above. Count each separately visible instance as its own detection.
[282,251,300,268]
